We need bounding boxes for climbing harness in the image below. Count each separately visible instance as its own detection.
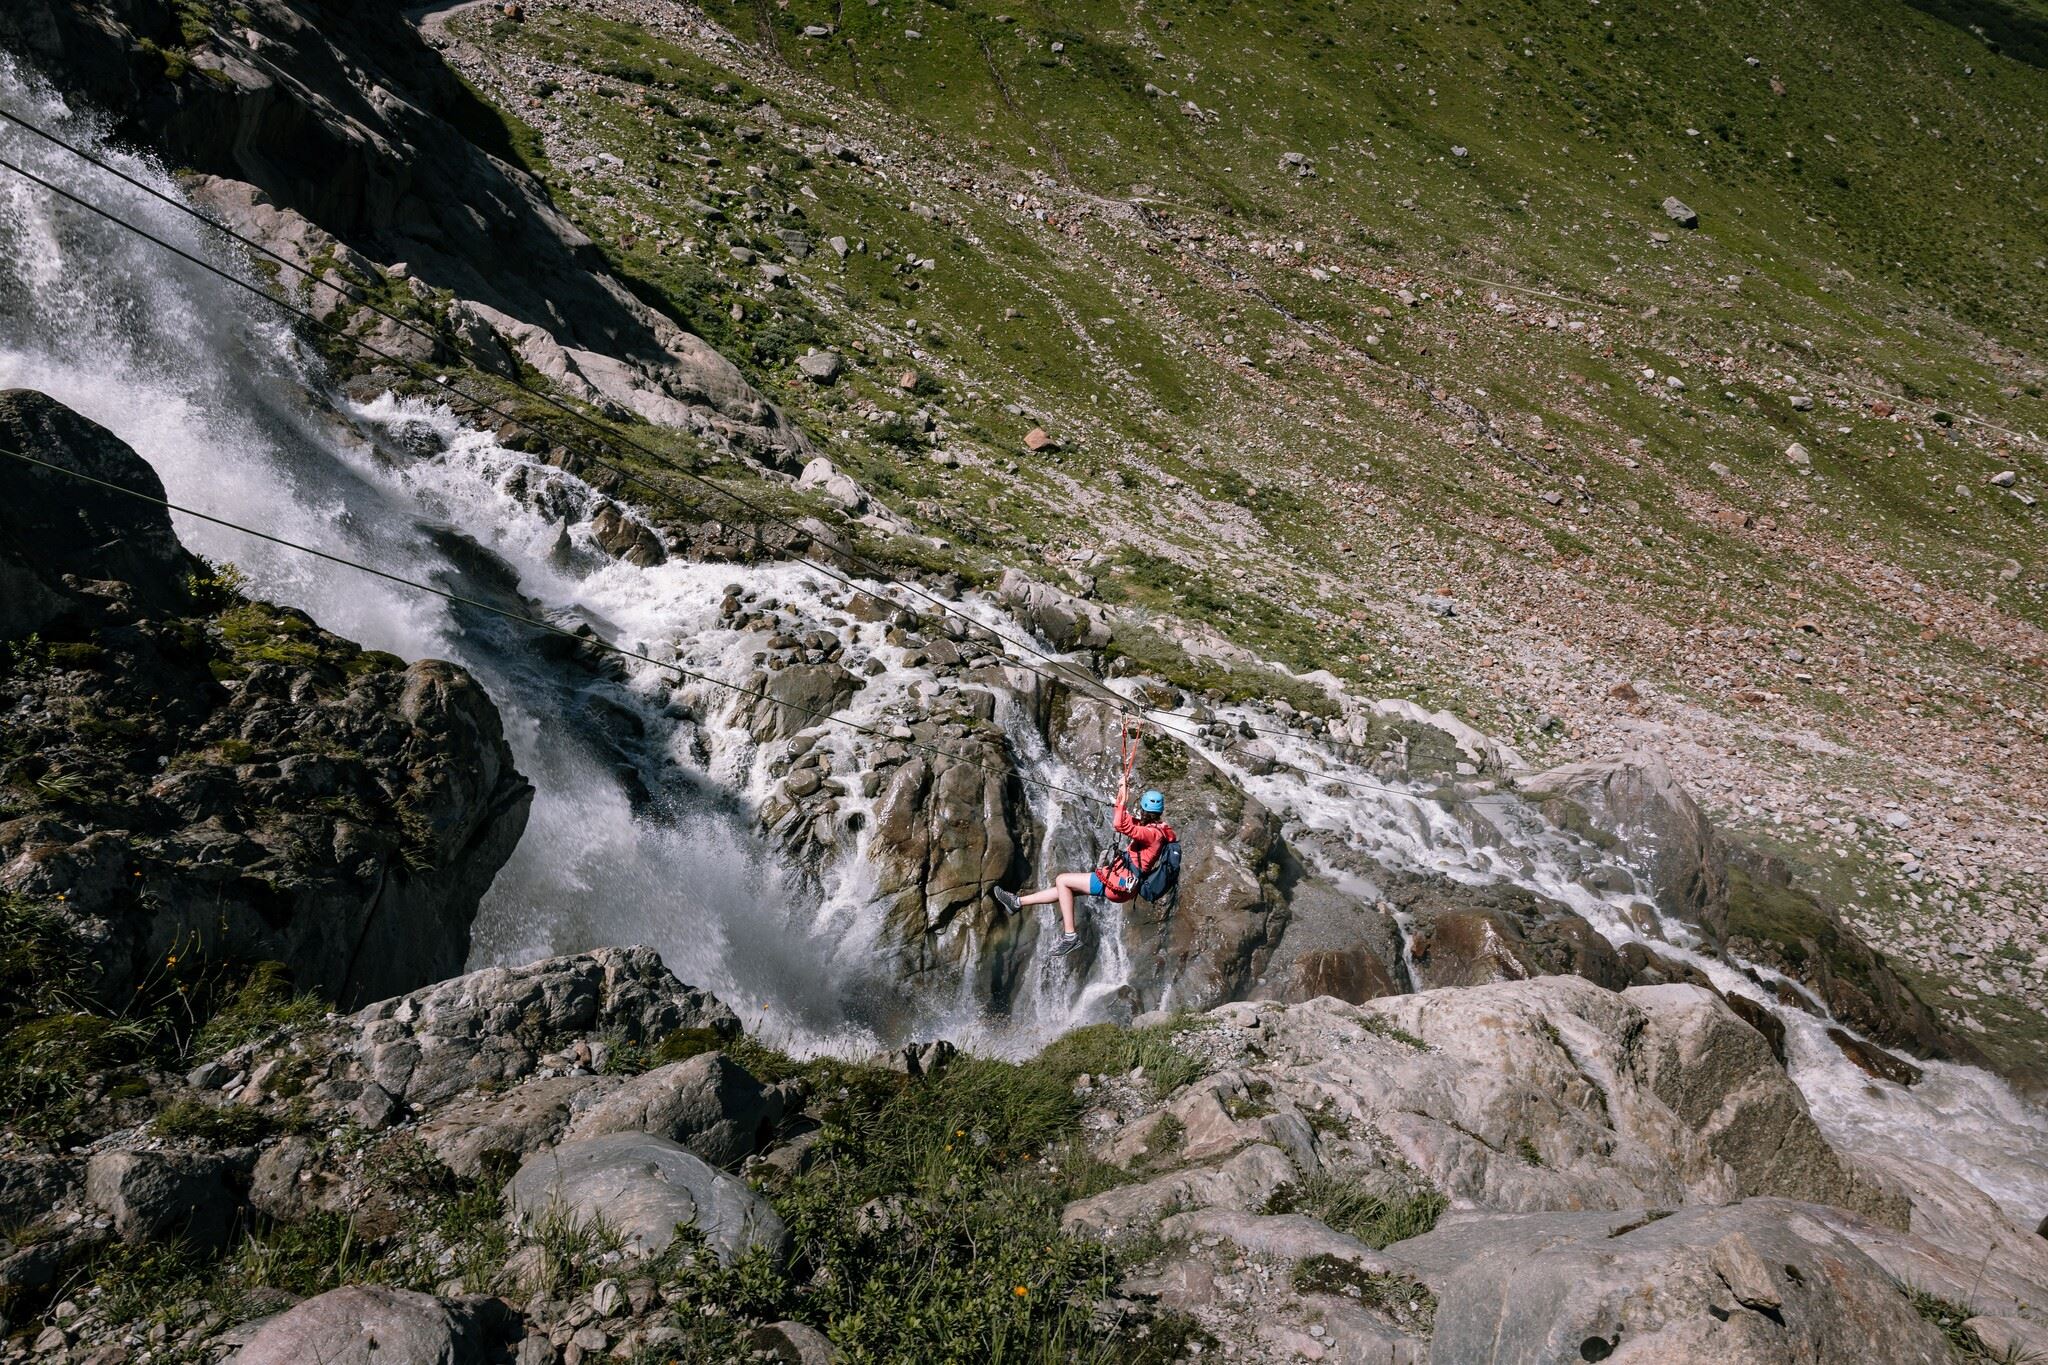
[1103,719,1181,906]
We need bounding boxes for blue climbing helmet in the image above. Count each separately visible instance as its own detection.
[1139,788,1166,815]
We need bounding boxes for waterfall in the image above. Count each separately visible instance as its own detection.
[2,54,2041,1225]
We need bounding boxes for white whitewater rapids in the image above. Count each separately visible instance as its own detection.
[1,60,2042,1228]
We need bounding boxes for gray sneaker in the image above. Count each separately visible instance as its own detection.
[993,888,1020,915]
[1050,931,1081,957]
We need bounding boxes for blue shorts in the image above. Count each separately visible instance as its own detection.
[1087,872,1105,897]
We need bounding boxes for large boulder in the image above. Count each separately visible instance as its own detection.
[1349,980,1729,1211]
[84,1149,243,1251]
[1252,871,1408,1005]
[1385,874,1633,992]
[869,713,1025,969]
[562,1052,786,1168]
[1401,1200,1949,1364]
[226,1286,521,1365]
[414,1075,602,1180]
[505,1132,790,1265]
[995,569,1111,651]
[1624,984,1904,1225]
[744,662,858,741]
[1719,857,1976,1068]
[1062,1143,1300,1246]
[1522,752,1727,939]
[0,390,194,636]
[1164,980,1903,1224]
[344,947,737,1109]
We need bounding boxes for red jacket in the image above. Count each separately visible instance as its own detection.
[1096,796,1175,902]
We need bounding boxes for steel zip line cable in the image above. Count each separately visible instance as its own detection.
[0,129,1485,805]
[0,122,1333,764]
[0,440,1116,810]
[0,104,1526,779]
[0,106,1168,711]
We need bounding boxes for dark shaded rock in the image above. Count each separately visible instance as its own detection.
[745,662,857,740]
[0,392,533,1009]
[0,390,195,638]
[590,502,667,566]
[1046,693,1286,1008]
[871,719,1025,966]
[1385,874,1630,992]
[1721,857,1976,1069]
[0,0,807,462]
[1281,946,1402,1004]
[0,1154,78,1227]
[85,1148,244,1251]
[1618,940,1714,990]
[1252,863,1408,1005]
[1723,992,1789,1066]
[1827,1027,1924,1086]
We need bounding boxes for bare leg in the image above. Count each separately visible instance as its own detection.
[1017,872,1094,936]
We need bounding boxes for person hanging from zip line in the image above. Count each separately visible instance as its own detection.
[995,720,1179,957]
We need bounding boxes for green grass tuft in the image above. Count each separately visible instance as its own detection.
[1265,1173,1449,1250]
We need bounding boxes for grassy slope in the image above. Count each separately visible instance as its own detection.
[440,0,2047,1066]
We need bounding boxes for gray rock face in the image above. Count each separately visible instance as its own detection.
[0,3,810,466]
[1410,1200,1947,1364]
[85,1149,243,1251]
[226,1285,520,1365]
[0,391,533,1009]
[796,456,869,513]
[1523,751,1728,939]
[1625,984,1903,1224]
[415,1075,602,1179]
[995,569,1111,651]
[1062,1143,1299,1245]
[745,662,859,740]
[562,1052,785,1168]
[505,1132,790,1264]
[347,946,737,1109]
[870,718,1024,966]
[0,390,192,637]
[795,350,844,383]
[1814,1155,2048,1322]
[751,1320,840,1364]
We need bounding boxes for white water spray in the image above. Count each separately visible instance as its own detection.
[2,56,2041,1225]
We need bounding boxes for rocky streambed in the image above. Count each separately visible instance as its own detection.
[1,388,2043,1363]
[11,943,2048,1363]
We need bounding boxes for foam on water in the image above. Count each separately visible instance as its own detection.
[2,56,2042,1222]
